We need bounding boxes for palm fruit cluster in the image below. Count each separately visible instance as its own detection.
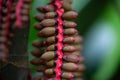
[0,0,31,68]
[31,0,85,80]
[10,0,31,28]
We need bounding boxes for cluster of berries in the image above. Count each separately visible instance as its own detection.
[31,0,85,80]
[0,0,31,68]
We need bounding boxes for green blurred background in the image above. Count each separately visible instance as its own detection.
[28,0,120,80]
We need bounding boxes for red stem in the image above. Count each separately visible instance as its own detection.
[51,0,64,80]
[15,0,23,28]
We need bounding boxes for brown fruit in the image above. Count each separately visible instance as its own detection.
[37,4,55,12]
[63,11,78,20]
[64,28,78,35]
[63,21,77,28]
[40,51,55,61]
[32,40,45,48]
[63,55,81,63]
[62,2,73,11]
[62,63,79,71]
[30,58,43,65]
[34,13,44,21]
[40,19,56,27]
[45,12,57,18]
[34,23,43,30]
[31,48,43,57]
[37,27,56,37]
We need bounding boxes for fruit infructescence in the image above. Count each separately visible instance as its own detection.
[31,0,85,80]
[0,0,31,68]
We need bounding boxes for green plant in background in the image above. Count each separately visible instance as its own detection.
[28,0,120,79]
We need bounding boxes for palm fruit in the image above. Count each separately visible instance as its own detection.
[31,0,85,80]
[0,0,11,67]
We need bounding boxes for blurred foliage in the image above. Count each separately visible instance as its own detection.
[28,0,120,79]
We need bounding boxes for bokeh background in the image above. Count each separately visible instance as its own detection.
[28,0,120,80]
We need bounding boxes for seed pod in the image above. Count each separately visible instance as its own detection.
[37,27,56,37]
[62,2,73,11]
[45,12,57,18]
[61,72,74,79]
[45,36,56,45]
[30,58,43,65]
[31,48,43,57]
[62,63,79,71]
[64,28,78,35]
[46,45,77,52]
[40,19,56,27]
[46,60,55,67]
[34,13,44,21]
[63,55,81,63]
[40,51,55,61]
[32,40,45,48]
[63,11,78,20]
[34,23,43,30]
[63,37,75,44]
[44,69,54,75]
[37,4,55,12]
[63,21,77,28]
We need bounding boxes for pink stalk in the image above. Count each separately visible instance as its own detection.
[15,0,23,28]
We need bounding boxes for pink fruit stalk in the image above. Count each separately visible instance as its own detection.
[50,0,64,80]
[15,0,23,28]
